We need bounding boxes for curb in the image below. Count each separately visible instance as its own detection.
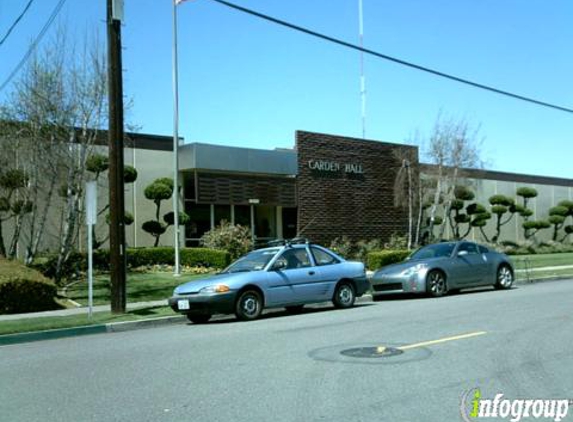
[0,315,187,347]
[0,277,567,346]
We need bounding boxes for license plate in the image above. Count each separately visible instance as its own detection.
[177,300,190,310]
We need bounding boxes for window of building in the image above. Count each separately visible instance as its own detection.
[234,205,251,228]
[214,205,231,226]
[255,205,276,240]
[185,203,211,246]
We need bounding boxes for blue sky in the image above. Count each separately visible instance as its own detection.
[1,0,572,178]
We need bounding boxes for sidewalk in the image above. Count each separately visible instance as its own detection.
[0,299,168,322]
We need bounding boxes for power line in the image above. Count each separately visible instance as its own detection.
[0,0,35,46]
[0,0,66,93]
[209,0,573,115]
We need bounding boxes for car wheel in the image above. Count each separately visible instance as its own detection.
[333,282,356,309]
[426,270,446,297]
[495,265,514,290]
[186,314,211,324]
[285,305,304,314]
[235,289,263,321]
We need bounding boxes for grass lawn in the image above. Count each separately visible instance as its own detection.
[511,252,573,270]
[65,271,213,306]
[0,306,176,336]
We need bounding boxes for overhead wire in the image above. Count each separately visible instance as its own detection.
[209,0,573,115]
[0,0,67,93]
[0,0,35,47]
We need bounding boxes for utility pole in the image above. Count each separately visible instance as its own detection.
[107,0,126,313]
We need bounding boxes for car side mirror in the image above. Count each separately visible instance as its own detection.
[457,250,469,257]
[272,260,287,271]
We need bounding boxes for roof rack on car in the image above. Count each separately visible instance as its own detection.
[266,237,310,247]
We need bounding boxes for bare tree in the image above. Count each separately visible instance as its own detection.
[0,30,108,280]
[421,114,484,241]
[393,147,417,249]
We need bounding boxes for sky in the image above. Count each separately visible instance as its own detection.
[1,0,572,179]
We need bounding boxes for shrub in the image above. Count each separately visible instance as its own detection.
[200,221,252,260]
[0,258,59,314]
[329,236,354,259]
[33,247,230,277]
[367,250,410,270]
[354,239,382,263]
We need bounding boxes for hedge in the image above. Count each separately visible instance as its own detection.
[367,250,410,270]
[33,247,231,279]
[0,258,59,314]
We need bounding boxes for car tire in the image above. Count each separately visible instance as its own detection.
[285,305,304,314]
[426,270,446,297]
[187,314,211,324]
[333,282,356,309]
[235,289,263,321]
[495,265,514,290]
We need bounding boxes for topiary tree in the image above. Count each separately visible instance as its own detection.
[200,220,253,260]
[0,169,32,258]
[523,220,550,240]
[141,177,188,247]
[444,186,489,240]
[85,153,138,249]
[516,187,538,239]
[548,206,569,241]
[488,195,522,242]
[555,200,573,242]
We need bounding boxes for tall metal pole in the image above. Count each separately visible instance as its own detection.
[172,0,181,276]
[358,0,366,139]
[107,0,126,313]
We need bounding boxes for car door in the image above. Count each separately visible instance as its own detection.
[309,246,344,300]
[447,242,488,286]
[265,247,321,306]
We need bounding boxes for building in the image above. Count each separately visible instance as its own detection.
[3,129,573,258]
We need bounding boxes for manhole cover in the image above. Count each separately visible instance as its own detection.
[340,346,404,358]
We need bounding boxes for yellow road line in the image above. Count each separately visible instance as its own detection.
[397,331,487,351]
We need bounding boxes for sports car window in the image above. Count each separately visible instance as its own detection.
[478,245,489,254]
[458,243,478,255]
[410,243,455,260]
[280,248,311,269]
[311,246,339,266]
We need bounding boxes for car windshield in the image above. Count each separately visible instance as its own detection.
[410,243,455,260]
[221,248,281,273]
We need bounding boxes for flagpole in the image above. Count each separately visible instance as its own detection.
[358,0,366,139]
[172,0,181,276]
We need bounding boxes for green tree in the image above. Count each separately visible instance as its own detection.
[142,177,189,247]
[488,195,522,242]
[516,187,538,239]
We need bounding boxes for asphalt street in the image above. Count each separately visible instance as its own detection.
[2,280,573,422]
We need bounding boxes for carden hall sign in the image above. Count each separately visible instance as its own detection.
[307,159,364,177]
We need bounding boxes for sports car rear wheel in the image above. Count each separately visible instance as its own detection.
[495,265,514,290]
[235,289,263,321]
[426,270,446,297]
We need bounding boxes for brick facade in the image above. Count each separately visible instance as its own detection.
[296,131,418,245]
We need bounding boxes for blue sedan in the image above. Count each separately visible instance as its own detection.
[168,240,368,323]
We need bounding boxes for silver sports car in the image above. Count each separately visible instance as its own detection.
[370,241,514,298]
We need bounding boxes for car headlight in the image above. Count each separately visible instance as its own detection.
[400,263,427,277]
[199,284,231,294]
